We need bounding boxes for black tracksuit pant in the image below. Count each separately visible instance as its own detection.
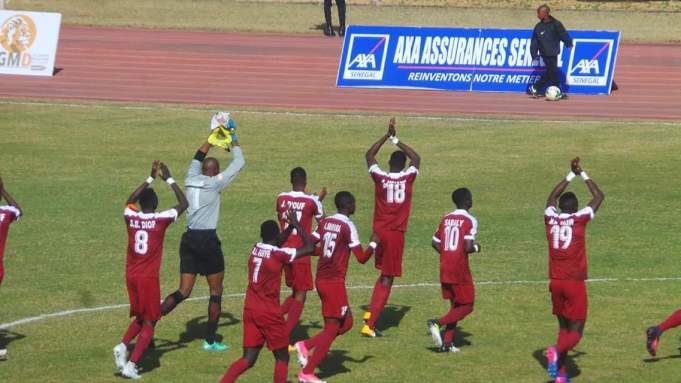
[534,55,559,90]
[324,0,346,28]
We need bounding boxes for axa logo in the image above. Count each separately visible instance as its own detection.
[566,38,614,87]
[573,59,599,75]
[342,33,389,80]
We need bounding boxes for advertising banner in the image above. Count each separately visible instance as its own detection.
[0,10,61,76]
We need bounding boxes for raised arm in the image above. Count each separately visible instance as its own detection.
[546,158,580,208]
[215,145,245,190]
[0,177,22,215]
[188,142,212,178]
[365,118,395,167]
[127,161,159,205]
[572,159,604,212]
[159,163,189,215]
[396,140,421,169]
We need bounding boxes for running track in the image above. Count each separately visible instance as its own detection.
[1,26,680,121]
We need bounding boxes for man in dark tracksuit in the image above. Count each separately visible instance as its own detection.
[528,4,573,98]
[324,0,346,37]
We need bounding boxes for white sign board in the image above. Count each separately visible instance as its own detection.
[0,10,61,76]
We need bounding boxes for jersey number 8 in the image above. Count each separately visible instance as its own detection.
[134,230,149,255]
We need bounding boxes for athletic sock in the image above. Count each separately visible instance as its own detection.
[436,305,473,327]
[367,278,392,328]
[285,299,305,336]
[274,360,288,383]
[443,323,456,344]
[302,322,340,375]
[556,330,582,354]
[206,295,222,344]
[161,290,186,316]
[281,296,295,315]
[121,320,143,345]
[129,325,154,363]
[338,315,354,336]
[221,358,250,383]
[659,309,681,333]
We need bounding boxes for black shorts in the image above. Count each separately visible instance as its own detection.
[179,229,225,275]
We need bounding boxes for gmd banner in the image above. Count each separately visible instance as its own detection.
[0,10,62,76]
[337,25,620,95]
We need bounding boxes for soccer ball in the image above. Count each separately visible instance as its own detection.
[545,86,562,101]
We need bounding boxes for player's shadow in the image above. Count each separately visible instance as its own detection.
[0,330,26,351]
[643,344,681,363]
[136,313,240,374]
[290,319,323,345]
[311,23,342,35]
[426,327,473,352]
[359,304,411,333]
[317,349,374,379]
[532,347,584,381]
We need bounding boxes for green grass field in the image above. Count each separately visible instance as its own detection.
[1,100,681,382]
[7,0,681,42]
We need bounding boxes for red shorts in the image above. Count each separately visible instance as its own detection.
[284,258,314,291]
[441,283,475,305]
[242,308,288,351]
[126,276,161,321]
[374,230,405,277]
[316,279,350,319]
[549,279,587,321]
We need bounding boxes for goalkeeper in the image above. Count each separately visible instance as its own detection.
[160,112,245,351]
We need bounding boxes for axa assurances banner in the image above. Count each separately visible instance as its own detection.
[0,10,61,76]
[337,25,620,95]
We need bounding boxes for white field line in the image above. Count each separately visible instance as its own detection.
[1,100,681,126]
[1,276,681,331]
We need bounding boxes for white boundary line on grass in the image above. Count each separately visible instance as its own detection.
[1,100,681,126]
[2,276,681,331]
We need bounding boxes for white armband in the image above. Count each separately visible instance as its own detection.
[473,244,480,253]
[166,177,176,185]
[390,136,400,145]
[580,171,590,181]
[369,242,378,249]
[146,176,154,184]
[565,171,576,182]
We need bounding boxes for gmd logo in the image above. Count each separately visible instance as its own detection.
[343,33,389,80]
[566,38,614,86]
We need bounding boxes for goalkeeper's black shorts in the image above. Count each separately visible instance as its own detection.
[179,229,225,275]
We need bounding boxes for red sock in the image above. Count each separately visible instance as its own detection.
[437,305,473,326]
[121,320,143,345]
[304,333,322,351]
[221,358,250,383]
[129,325,154,363]
[281,296,295,315]
[302,322,340,375]
[367,278,391,328]
[555,328,568,350]
[443,324,456,344]
[286,299,305,335]
[556,330,582,354]
[274,360,288,383]
[659,309,681,333]
[338,315,354,336]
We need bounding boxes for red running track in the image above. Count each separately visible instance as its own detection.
[1,26,680,121]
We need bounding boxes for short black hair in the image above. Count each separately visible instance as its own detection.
[537,4,550,13]
[334,191,355,210]
[559,192,578,212]
[139,188,158,211]
[261,220,280,242]
[451,187,472,209]
[290,167,307,184]
[389,150,407,168]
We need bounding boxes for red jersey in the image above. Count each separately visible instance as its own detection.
[276,191,323,248]
[432,209,478,285]
[544,205,594,281]
[124,207,178,277]
[0,206,21,260]
[369,164,418,232]
[313,214,364,282]
[245,243,298,313]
